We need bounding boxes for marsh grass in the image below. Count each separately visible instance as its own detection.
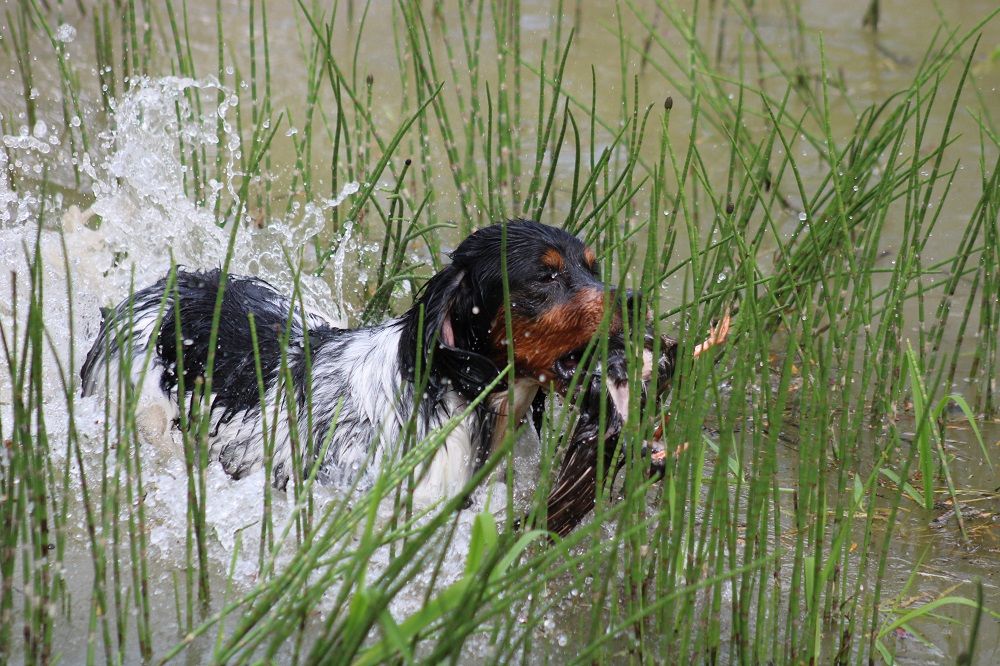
[1,1,999,663]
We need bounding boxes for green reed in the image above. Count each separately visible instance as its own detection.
[1,1,999,664]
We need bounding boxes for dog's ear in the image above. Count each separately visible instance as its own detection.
[403,264,501,398]
[417,263,467,349]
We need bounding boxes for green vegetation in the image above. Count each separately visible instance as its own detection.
[1,1,998,663]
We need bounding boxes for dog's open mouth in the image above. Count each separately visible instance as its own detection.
[550,341,635,423]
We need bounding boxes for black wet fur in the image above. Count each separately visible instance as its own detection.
[156,271,331,432]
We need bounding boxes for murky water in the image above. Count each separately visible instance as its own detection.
[2,0,999,662]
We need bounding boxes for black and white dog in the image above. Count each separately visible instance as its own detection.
[81,220,639,506]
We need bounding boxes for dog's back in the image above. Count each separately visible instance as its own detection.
[80,268,480,498]
[82,269,338,481]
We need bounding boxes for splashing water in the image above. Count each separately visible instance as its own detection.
[2,77,357,398]
[0,77,537,653]
[0,77,366,587]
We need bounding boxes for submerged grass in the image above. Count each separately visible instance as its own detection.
[1,1,999,663]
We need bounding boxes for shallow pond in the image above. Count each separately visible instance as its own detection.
[1,0,999,663]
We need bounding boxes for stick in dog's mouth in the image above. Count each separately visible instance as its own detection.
[542,312,732,537]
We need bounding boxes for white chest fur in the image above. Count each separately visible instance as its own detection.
[416,378,539,504]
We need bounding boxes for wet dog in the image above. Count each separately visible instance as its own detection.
[80,220,636,505]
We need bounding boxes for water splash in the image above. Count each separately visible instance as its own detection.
[3,76,358,385]
[1,76,363,576]
[0,76,534,643]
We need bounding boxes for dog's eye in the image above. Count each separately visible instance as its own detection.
[542,271,561,282]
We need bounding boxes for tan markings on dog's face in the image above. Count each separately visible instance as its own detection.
[583,247,597,271]
[491,287,620,380]
[541,248,565,273]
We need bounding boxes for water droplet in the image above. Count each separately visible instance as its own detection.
[798,212,807,222]
[55,23,77,43]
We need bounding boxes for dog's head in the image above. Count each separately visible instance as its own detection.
[401,219,636,398]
